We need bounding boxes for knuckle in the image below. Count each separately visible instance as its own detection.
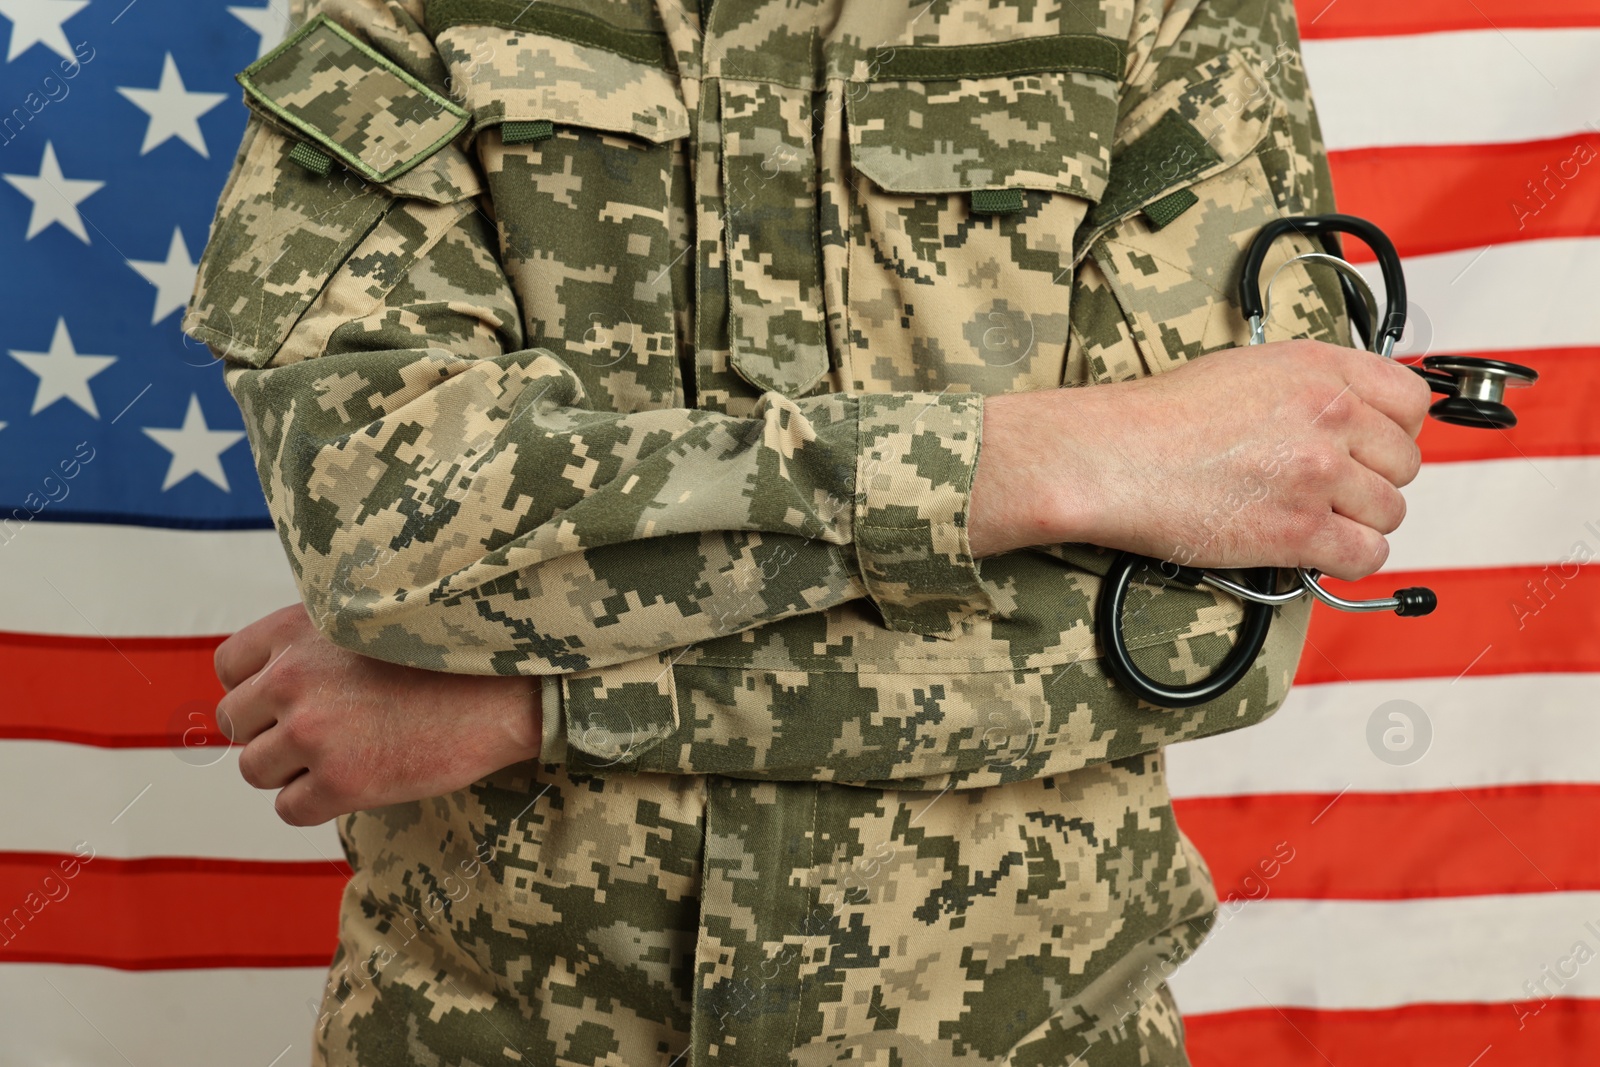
[1368,533,1391,573]
[1291,441,1342,488]
[320,755,366,805]
[274,791,308,827]
[237,745,265,789]
[1321,343,1364,378]
[1336,529,1387,580]
[279,708,321,751]
[1399,441,1423,486]
[1379,489,1407,535]
[213,697,237,743]
[1287,338,1332,364]
[266,653,306,695]
[1319,387,1359,428]
[1280,505,1326,557]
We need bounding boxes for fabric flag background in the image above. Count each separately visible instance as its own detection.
[0,1,1596,1062]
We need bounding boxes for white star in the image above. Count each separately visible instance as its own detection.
[230,2,293,60]
[117,54,228,158]
[9,319,117,418]
[0,0,88,63]
[143,395,246,492]
[128,228,199,325]
[3,141,103,242]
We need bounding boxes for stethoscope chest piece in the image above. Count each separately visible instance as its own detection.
[1420,355,1539,429]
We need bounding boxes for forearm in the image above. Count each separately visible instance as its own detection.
[969,390,1105,560]
[228,334,991,674]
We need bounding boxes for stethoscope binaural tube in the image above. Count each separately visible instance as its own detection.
[1240,214,1408,355]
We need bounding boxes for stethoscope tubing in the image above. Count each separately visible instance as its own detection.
[1095,556,1278,709]
[1098,214,1425,708]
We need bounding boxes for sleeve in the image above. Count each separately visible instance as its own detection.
[185,3,998,690]
[1122,0,1338,218]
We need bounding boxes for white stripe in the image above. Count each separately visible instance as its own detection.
[0,741,341,862]
[1166,674,1600,799]
[1304,29,1600,150]
[0,522,298,638]
[1170,894,1600,1014]
[1389,455,1600,572]
[1354,237,1600,355]
[0,964,326,1067]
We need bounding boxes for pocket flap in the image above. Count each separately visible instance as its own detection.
[1076,48,1286,252]
[844,35,1124,202]
[183,118,396,370]
[237,13,472,186]
[433,22,690,144]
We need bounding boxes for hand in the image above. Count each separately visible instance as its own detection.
[970,340,1434,582]
[212,603,542,826]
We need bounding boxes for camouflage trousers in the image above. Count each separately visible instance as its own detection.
[309,751,1215,1066]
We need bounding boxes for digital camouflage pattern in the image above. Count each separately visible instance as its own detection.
[184,0,1348,1062]
[237,14,470,183]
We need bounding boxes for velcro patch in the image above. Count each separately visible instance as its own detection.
[237,13,469,184]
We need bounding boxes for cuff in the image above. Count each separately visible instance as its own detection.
[538,675,567,766]
[853,390,997,639]
[554,651,680,772]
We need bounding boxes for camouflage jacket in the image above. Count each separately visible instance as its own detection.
[183,0,1352,1062]
[186,0,1344,791]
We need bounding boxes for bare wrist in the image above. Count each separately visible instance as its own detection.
[971,390,1106,557]
[498,677,543,764]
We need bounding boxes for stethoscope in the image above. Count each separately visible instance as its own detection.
[1097,214,1539,709]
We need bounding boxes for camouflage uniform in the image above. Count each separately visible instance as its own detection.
[184,0,1348,1062]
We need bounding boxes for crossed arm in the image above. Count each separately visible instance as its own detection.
[203,0,1430,826]
[214,337,1427,826]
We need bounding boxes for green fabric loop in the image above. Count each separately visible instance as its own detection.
[970,188,1026,215]
[287,141,333,175]
[1143,187,1199,229]
[501,119,555,145]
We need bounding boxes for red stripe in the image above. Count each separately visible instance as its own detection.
[0,630,229,749]
[0,853,345,970]
[1295,564,1600,685]
[1414,348,1600,464]
[1187,1001,1600,1065]
[1329,138,1600,262]
[1176,785,1600,901]
[1294,0,1600,37]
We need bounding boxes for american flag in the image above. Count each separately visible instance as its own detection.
[0,1,1595,1062]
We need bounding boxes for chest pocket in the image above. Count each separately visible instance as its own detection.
[834,34,1123,397]
[433,17,692,414]
[1067,47,1350,386]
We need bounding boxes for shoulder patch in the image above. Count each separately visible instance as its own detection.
[237,12,470,185]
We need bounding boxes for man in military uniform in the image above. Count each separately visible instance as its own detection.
[195,0,1431,1063]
